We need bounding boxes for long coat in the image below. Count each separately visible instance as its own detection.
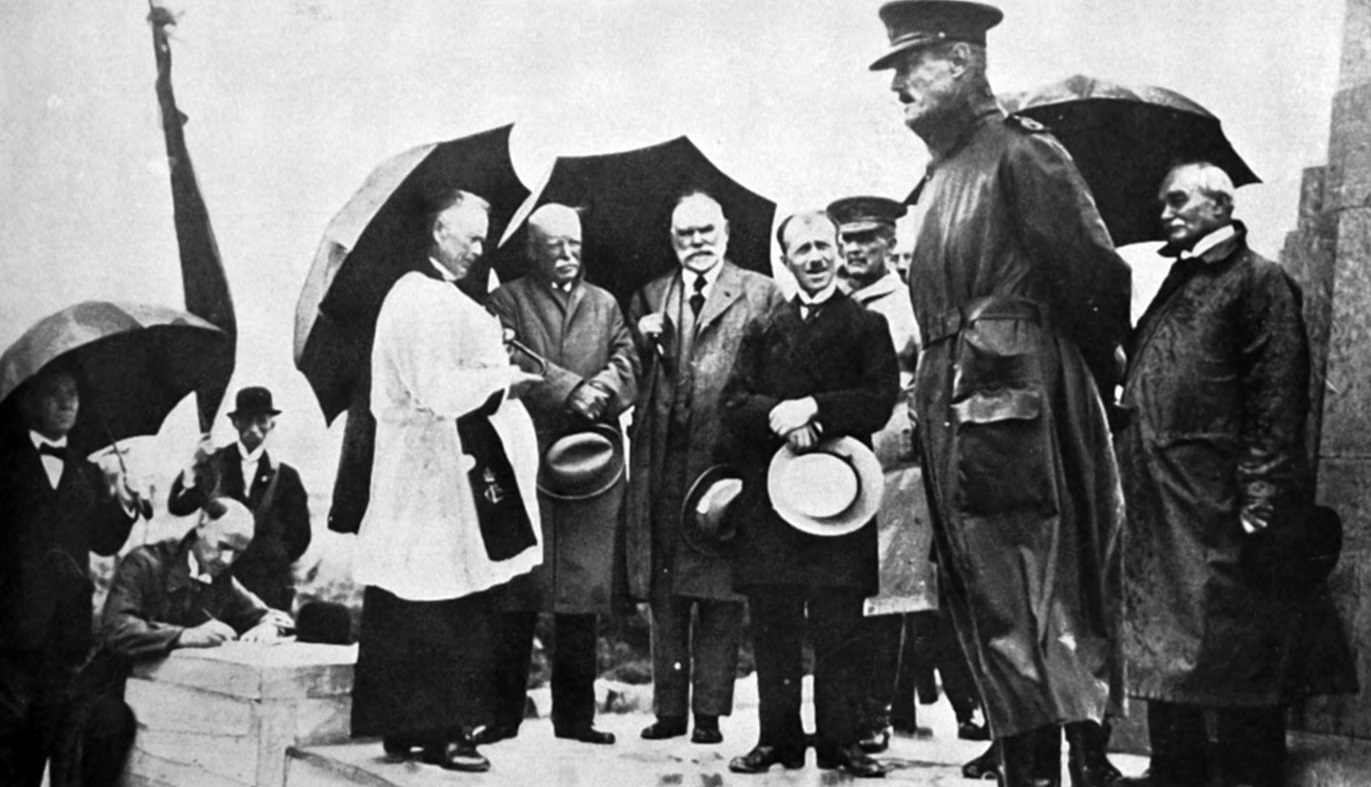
[906,103,1131,737]
[1118,225,1356,706]
[488,275,640,615]
[719,292,899,594]
[625,262,785,601]
[167,445,311,611]
[847,272,935,615]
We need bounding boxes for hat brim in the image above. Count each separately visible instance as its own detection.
[228,409,282,418]
[869,36,943,71]
[768,437,884,537]
[537,424,626,501]
[681,464,744,557]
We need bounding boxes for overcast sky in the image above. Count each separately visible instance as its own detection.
[0,0,1348,494]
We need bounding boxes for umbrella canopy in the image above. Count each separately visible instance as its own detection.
[0,301,231,455]
[491,136,776,306]
[1000,74,1259,246]
[294,124,530,423]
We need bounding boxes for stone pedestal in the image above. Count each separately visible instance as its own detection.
[122,642,355,787]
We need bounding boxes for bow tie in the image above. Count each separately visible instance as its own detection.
[37,443,67,460]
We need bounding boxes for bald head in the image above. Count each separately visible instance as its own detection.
[193,497,255,579]
[527,203,583,286]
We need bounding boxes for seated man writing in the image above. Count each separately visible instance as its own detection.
[69,497,291,786]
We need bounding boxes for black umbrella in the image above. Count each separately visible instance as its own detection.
[0,301,231,456]
[491,136,776,306]
[1000,74,1259,246]
[294,124,531,423]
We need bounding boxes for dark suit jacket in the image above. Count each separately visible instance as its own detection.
[0,436,135,663]
[99,533,270,661]
[720,292,899,594]
[167,445,310,610]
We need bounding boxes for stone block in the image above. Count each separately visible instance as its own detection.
[125,679,257,735]
[123,746,254,787]
[1326,84,1371,213]
[1318,210,1371,456]
[1338,0,1371,91]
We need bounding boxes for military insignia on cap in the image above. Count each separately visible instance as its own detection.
[869,0,1004,71]
[826,195,907,233]
[1007,114,1048,133]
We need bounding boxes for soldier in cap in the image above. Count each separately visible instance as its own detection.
[825,196,927,753]
[868,3,1132,786]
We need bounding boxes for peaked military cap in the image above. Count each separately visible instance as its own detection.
[869,0,1004,71]
[827,196,908,233]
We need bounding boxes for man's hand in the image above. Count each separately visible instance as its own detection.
[240,621,285,644]
[567,383,610,421]
[769,397,819,438]
[786,424,820,452]
[507,369,544,400]
[637,312,665,342]
[178,619,238,648]
[183,433,215,485]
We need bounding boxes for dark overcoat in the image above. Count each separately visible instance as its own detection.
[906,103,1131,737]
[168,445,311,611]
[625,262,785,601]
[0,436,135,663]
[487,275,640,615]
[1118,225,1356,706]
[719,293,899,594]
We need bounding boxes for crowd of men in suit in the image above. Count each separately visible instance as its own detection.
[0,1,1351,787]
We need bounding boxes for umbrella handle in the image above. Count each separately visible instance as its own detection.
[101,421,153,522]
[505,336,549,377]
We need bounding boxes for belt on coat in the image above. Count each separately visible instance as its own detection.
[925,296,1047,345]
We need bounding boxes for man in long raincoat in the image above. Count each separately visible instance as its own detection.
[868,2,1131,785]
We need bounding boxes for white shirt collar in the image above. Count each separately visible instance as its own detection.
[684,259,724,291]
[1183,224,1237,262]
[237,440,267,467]
[29,430,68,451]
[429,257,458,283]
[187,550,214,585]
[797,281,839,307]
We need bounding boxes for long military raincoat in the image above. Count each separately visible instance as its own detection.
[1118,224,1356,706]
[905,101,1131,738]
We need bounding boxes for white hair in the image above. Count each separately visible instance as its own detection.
[1162,162,1235,212]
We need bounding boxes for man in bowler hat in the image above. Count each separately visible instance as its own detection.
[169,386,312,612]
[868,2,1132,785]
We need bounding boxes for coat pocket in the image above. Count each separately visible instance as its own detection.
[951,387,1059,517]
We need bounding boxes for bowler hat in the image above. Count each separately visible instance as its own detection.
[228,386,281,418]
[537,423,625,501]
[827,196,908,234]
[767,436,884,537]
[681,465,745,557]
[869,0,1004,71]
[295,601,354,645]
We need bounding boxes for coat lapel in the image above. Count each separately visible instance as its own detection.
[695,263,743,335]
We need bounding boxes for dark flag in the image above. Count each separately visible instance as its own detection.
[148,4,236,432]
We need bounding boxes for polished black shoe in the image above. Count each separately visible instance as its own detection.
[421,740,490,772]
[959,719,991,741]
[382,735,415,758]
[728,744,806,773]
[554,724,616,745]
[962,742,1001,781]
[1114,776,1156,787]
[1066,721,1123,787]
[640,716,688,740]
[815,743,887,778]
[856,727,891,754]
[691,715,723,744]
[470,722,519,746]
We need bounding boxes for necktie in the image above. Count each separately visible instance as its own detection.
[689,274,706,317]
[37,443,66,460]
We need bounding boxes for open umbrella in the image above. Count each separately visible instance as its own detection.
[0,301,231,455]
[491,136,776,306]
[1000,74,1259,246]
[294,124,530,423]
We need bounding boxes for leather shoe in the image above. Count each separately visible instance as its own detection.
[857,728,891,754]
[421,740,490,773]
[470,722,519,746]
[641,717,688,740]
[554,724,616,745]
[728,744,806,773]
[959,720,991,741]
[382,735,415,758]
[691,727,723,744]
[816,743,887,778]
[962,742,1001,781]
